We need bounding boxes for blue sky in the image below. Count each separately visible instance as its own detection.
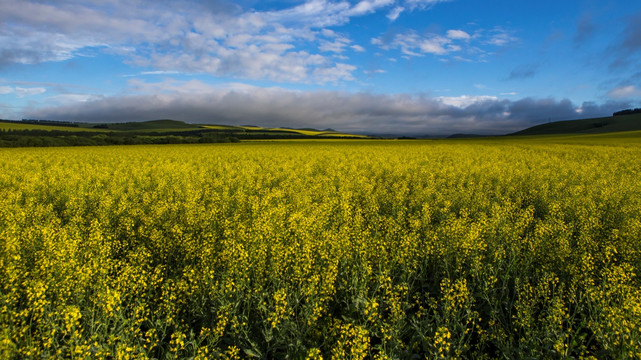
[1,0,640,135]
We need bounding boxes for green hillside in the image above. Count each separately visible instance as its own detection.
[511,113,641,135]
[0,119,369,147]
[92,119,203,131]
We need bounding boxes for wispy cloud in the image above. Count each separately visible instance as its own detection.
[574,13,596,45]
[610,9,641,68]
[387,6,404,21]
[404,0,452,11]
[621,11,641,53]
[0,85,46,97]
[483,27,518,46]
[437,95,498,108]
[46,94,103,104]
[447,30,471,41]
[372,26,515,60]
[382,0,452,21]
[348,0,396,16]
[607,85,641,99]
[319,36,352,53]
[377,32,455,56]
[15,87,46,97]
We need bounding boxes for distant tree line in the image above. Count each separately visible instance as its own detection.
[613,108,641,116]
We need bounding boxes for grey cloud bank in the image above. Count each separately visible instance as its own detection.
[26,87,626,136]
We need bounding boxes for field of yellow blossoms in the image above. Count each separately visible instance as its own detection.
[1,137,640,359]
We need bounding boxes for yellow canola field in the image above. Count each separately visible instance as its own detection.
[1,139,640,359]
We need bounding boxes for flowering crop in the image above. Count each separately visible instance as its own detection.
[1,138,640,359]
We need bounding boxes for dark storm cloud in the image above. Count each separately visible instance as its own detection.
[25,86,622,136]
[577,100,631,116]
[506,98,576,122]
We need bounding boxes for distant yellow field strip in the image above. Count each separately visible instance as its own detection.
[0,122,109,132]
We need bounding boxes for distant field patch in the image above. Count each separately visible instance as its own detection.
[0,122,108,132]
[202,125,242,130]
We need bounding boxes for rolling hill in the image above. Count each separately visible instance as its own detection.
[510,113,641,136]
[0,119,369,147]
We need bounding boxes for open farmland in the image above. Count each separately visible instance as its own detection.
[0,121,109,132]
[1,136,640,359]
[0,120,369,147]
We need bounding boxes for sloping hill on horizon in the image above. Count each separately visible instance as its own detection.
[511,113,641,136]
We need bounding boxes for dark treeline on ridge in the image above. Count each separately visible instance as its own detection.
[613,108,641,116]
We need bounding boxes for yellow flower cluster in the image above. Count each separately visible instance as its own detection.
[0,137,640,358]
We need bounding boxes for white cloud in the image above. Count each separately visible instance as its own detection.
[319,36,352,53]
[364,69,386,74]
[382,0,450,21]
[437,95,499,108]
[388,32,456,56]
[314,63,357,83]
[16,87,47,97]
[404,0,452,10]
[321,29,337,38]
[419,36,454,54]
[47,94,103,104]
[141,70,183,76]
[0,86,14,94]
[373,26,518,60]
[447,30,471,40]
[607,85,641,99]
[351,44,366,52]
[128,78,217,94]
[260,0,371,28]
[485,27,518,46]
[387,6,404,21]
[348,0,395,16]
